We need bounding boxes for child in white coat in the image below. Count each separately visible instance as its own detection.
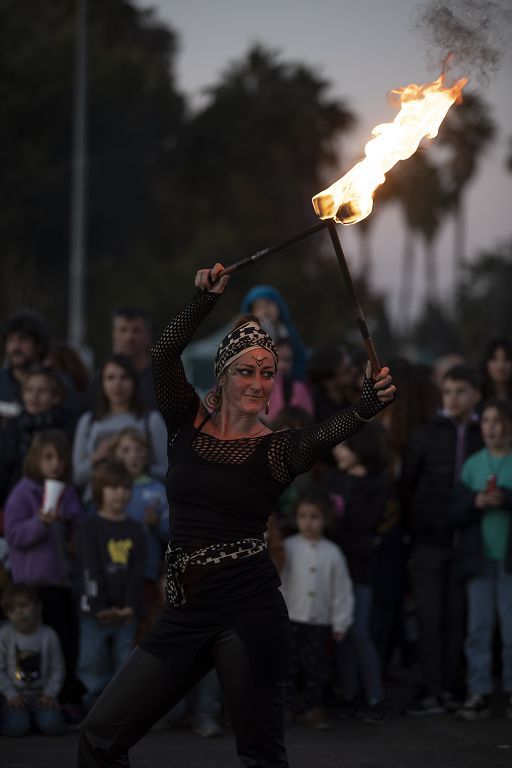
[280,490,353,728]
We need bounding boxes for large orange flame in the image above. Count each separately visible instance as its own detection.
[312,70,468,225]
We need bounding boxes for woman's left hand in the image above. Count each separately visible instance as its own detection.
[195,263,230,294]
[368,364,396,404]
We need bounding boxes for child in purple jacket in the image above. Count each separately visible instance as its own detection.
[4,429,84,710]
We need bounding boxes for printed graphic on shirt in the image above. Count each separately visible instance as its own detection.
[15,646,42,692]
[107,538,134,567]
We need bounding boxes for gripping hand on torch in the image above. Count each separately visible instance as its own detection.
[355,364,396,422]
[195,263,230,294]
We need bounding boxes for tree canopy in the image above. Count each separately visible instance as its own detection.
[0,0,506,368]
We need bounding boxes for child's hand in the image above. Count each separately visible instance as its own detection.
[143,503,159,527]
[332,631,345,642]
[486,489,504,508]
[115,606,135,624]
[7,695,25,710]
[37,695,59,709]
[92,438,114,465]
[476,490,504,509]
[96,608,115,624]
[38,508,58,525]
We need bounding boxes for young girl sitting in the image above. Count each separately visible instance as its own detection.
[280,490,353,729]
[0,584,66,737]
[3,429,84,710]
[450,399,512,721]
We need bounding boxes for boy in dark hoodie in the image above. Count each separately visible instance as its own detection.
[402,365,482,715]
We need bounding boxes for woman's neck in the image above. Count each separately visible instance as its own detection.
[209,409,269,439]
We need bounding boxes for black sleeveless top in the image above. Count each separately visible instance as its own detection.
[151,289,385,603]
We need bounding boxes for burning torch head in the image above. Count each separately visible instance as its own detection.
[312,69,467,227]
[312,195,368,226]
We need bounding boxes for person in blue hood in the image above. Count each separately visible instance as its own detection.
[240,286,307,381]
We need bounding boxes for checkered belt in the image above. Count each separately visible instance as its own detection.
[164,537,267,606]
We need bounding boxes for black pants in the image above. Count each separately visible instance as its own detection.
[409,544,466,696]
[77,628,289,768]
[287,621,329,713]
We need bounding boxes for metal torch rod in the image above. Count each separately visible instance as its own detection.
[326,219,381,375]
[216,220,328,277]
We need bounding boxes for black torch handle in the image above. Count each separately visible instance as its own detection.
[214,220,328,279]
[326,219,381,375]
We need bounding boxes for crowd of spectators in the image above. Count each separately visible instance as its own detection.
[0,289,511,738]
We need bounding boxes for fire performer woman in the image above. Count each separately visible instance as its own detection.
[77,263,396,767]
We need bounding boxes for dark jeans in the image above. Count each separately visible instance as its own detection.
[338,584,383,702]
[287,621,329,713]
[77,629,288,768]
[409,544,466,696]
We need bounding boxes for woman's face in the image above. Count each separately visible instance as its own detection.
[39,444,64,480]
[102,363,134,408]
[221,348,276,416]
[22,374,60,415]
[487,347,512,386]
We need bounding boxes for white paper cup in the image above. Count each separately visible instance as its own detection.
[42,479,66,515]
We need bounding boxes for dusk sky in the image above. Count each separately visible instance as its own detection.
[136,0,511,323]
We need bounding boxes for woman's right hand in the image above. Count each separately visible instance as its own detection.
[195,263,229,294]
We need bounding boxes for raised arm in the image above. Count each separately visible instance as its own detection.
[151,264,229,431]
[270,367,395,482]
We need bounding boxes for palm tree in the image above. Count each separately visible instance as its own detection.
[437,93,496,280]
[386,152,446,326]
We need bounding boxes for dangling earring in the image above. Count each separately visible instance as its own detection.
[265,399,270,416]
[205,385,222,413]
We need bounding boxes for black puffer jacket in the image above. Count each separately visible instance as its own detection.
[400,413,483,549]
[322,470,391,584]
[448,482,512,579]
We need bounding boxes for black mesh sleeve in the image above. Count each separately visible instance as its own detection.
[151,289,220,431]
[268,378,391,483]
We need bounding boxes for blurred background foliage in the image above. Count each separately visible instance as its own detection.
[0,0,510,366]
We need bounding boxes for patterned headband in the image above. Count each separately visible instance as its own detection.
[214,322,279,380]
